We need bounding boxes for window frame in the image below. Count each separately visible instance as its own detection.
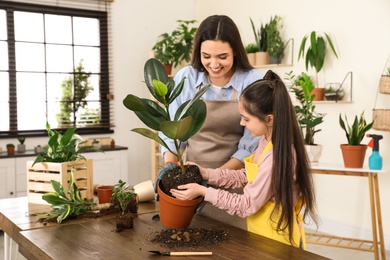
[0,1,113,139]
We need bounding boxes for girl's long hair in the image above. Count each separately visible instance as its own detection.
[240,70,318,246]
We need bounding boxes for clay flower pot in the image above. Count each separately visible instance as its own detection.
[340,144,367,168]
[97,185,114,204]
[158,182,203,229]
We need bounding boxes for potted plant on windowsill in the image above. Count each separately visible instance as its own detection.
[298,31,338,101]
[245,43,258,66]
[17,137,26,153]
[122,58,211,229]
[152,20,197,75]
[339,112,375,168]
[6,143,15,156]
[285,71,325,164]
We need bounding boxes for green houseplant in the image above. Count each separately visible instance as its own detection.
[266,15,285,64]
[250,17,269,65]
[298,31,338,100]
[245,43,258,66]
[6,143,15,155]
[152,20,197,74]
[28,122,101,204]
[339,111,375,168]
[111,179,137,231]
[17,137,26,153]
[122,58,211,229]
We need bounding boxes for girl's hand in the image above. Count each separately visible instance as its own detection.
[170,183,207,200]
[185,161,209,180]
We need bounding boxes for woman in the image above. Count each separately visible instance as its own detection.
[171,70,318,248]
[157,15,263,228]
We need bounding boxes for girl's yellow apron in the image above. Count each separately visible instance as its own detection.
[244,141,306,249]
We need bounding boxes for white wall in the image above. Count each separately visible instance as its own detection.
[194,0,390,248]
[1,0,390,249]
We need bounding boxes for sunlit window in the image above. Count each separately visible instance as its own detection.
[0,2,112,137]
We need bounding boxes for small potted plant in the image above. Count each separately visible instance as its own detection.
[285,71,325,164]
[122,58,211,229]
[111,180,137,231]
[298,31,338,100]
[6,143,15,155]
[152,20,197,74]
[245,43,258,66]
[17,137,26,153]
[324,83,344,101]
[339,112,375,168]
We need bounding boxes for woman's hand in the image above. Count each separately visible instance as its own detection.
[170,183,207,200]
[185,161,209,180]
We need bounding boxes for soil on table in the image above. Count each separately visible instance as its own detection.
[160,165,203,197]
[151,227,230,248]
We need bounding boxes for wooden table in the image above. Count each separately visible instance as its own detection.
[307,163,388,260]
[1,197,328,260]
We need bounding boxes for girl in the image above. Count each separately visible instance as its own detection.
[170,70,318,249]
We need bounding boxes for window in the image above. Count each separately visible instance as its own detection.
[0,1,113,138]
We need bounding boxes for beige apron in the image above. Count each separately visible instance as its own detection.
[245,141,306,249]
[187,89,247,229]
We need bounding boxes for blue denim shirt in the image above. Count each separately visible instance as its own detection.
[159,65,263,163]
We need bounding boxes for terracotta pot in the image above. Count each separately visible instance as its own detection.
[97,185,114,204]
[7,146,15,155]
[311,88,325,101]
[340,144,367,168]
[158,182,203,229]
[164,64,172,75]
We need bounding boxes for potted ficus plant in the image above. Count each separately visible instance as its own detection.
[339,112,375,168]
[111,180,138,231]
[298,31,338,100]
[27,122,101,204]
[152,20,197,75]
[122,58,211,229]
[285,71,325,164]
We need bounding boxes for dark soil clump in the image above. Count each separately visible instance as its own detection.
[151,228,229,248]
[160,165,203,197]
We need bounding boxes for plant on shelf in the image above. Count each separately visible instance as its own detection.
[122,58,211,229]
[298,31,338,89]
[250,17,268,52]
[285,71,325,146]
[266,15,285,63]
[245,43,258,66]
[6,143,15,155]
[32,122,101,166]
[152,20,197,73]
[339,111,375,168]
[324,83,344,101]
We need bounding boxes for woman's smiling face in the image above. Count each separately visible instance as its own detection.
[200,40,234,86]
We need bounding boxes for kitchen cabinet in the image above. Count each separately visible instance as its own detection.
[0,159,15,199]
[0,146,128,200]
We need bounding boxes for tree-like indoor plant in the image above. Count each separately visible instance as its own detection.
[152,20,197,75]
[123,58,211,229]
[298,31,338,101]
[339,111,375,168]
[250,17,269,66]
[28,122,101,204]
[285,71,325,164]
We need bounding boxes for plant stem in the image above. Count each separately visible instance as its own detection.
[173,139,186,174]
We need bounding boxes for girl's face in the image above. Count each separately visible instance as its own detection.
[238,100,273,139]
[200,40,234,86]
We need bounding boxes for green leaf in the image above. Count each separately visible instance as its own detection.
[160,117,193,140]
